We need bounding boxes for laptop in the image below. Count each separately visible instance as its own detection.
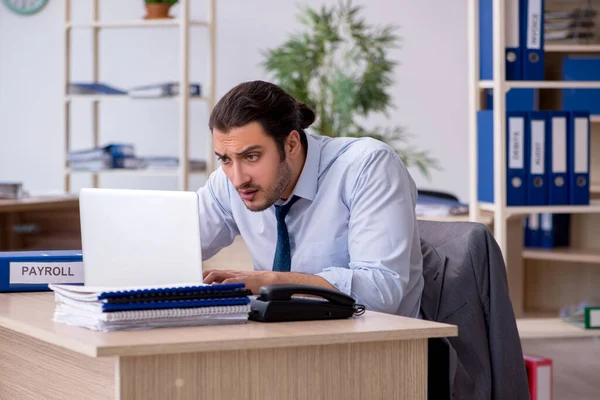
[79,188,204,287]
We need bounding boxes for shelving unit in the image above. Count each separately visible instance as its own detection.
[63,0,216,192]
[467,0,600,338]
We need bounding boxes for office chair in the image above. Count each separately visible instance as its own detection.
[417,220,530,400]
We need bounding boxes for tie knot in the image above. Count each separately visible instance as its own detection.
[275,195,300,221]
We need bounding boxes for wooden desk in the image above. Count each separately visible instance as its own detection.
[0,195,81,251]
[0,292,457,400]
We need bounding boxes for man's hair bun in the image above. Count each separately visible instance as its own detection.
[297,101,316,129]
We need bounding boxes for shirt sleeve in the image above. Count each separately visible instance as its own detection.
[197,168,240,260]
[316,148,419,315]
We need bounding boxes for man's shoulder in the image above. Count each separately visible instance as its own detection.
[315,134,400,171]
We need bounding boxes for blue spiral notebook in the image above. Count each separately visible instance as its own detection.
[49,282,251,311]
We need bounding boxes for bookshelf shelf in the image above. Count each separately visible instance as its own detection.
[504,201,600,217]
[523,248,600,264]
[517,317,600,339]
[468,0,600,323]
[545,44,600,53]
[64,0,217,192]
[479,80,600,89]
[66,19,208,29]
[65,169,207,177]
[65,95,208,102]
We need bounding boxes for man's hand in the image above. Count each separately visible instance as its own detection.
[202,269,338,294]
[203,269,277,294]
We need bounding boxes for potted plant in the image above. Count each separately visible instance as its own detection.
[144,0,178,20]
[262,1,439,179]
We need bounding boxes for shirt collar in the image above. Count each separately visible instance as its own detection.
[288,132,321,202]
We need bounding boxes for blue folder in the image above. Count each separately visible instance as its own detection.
[479,0,523,80]
[562,56,600,115]
[0,250,83,292]
[524,214,541,247]
[547,111,570,205]
[521,0,545,80]
[527,111,549,205]
[477,110,528,206]
[540,213,570,248]
[568,111,591,205]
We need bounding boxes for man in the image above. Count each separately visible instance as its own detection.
[200,80,424,317]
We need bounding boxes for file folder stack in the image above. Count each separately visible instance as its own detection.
[478,109,591,206]
[49,282,252,331]
[479,0,545,81]
[524,213,570,248]
[545,5,596,43]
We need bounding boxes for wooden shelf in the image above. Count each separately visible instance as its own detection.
[545,44,600,53]
[517,317,600,339]
[592,115,600,124]
[523,248,600,264]
[65,95,207,102]
[65,169,206,177]
[504,200,600,217]
[66,20,208,29]
[480,80,600,89]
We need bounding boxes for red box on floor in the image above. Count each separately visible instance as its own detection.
[523,353,553,400]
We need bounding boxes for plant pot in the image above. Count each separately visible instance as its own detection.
[144,3,172,19]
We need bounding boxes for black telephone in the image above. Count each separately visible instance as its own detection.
[249,284,366,322]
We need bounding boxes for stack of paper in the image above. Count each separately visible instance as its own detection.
[545,4,597,43]
[49,282,252,331]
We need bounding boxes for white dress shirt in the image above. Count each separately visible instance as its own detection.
[197,133,424,318]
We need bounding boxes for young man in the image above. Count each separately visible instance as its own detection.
[200,80,424,317]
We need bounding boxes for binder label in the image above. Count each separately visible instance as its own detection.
[552,117,567,173]
[531,120,545,174]
[505,0,520,47]
[529,214,539,229]
[508,117,524,169]
[527,0,542,49]
[540,213,552,231]
[575,117,589,173]
[9,262,84,285]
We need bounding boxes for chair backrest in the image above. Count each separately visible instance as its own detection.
[417,220,530,400]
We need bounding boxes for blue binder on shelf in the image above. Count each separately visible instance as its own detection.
[0,250,84,293]
[477,110,528,206]
[524,213,541,247]
[540,213,570,248]
[548,111,570,205]
[526,111,548,205]
[507,111,529,205]
[568,111,591,205]
[562,56,600,115]
[479,0,523,80]
[521,0,545,80]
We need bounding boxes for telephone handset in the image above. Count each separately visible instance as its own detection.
[249,284,366,322]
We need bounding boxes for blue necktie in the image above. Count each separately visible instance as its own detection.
[272,195,300,272]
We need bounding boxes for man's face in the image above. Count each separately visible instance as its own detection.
[214,122,292,212]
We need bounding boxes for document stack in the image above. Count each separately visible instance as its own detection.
[545,4,597,44]
[49,282,252,331]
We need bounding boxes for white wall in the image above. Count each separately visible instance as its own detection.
[0,0,469,201]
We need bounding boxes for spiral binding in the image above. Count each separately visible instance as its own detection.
[95,304,252,322]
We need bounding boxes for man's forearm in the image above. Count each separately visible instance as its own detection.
[273,272,337,291]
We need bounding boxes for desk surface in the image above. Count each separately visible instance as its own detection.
[0,195,78,213]
[0,292,457,358]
